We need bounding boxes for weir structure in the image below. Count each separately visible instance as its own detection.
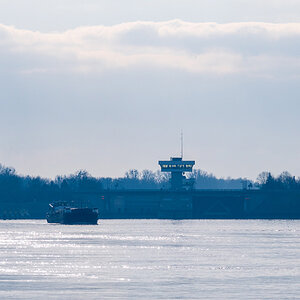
[158,157,195,190]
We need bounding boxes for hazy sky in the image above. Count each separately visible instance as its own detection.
[1,0,300,179]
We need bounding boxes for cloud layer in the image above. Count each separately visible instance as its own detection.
[1,20,300,76]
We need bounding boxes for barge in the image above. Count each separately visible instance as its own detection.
[46,202,98,225]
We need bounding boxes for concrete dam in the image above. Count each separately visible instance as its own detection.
[93,155,300,219]
[96,189,300,219]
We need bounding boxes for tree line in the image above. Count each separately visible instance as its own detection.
[256,171,300,190]
[1,163,299,205]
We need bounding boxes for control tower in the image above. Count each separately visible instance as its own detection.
[158,157,195,190]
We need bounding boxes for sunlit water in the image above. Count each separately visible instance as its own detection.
[0,220,299,299]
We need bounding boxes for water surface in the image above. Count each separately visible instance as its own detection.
[0,220,299,299]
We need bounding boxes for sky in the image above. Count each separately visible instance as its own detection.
[1,0,300,180]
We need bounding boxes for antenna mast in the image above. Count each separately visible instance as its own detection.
[181,130,183,159]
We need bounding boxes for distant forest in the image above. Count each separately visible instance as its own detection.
[1,163,300,204]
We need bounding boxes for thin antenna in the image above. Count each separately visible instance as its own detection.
[181,130,183,159]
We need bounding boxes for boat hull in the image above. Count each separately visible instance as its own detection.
[63,208,98,225]
[47,207,98,225]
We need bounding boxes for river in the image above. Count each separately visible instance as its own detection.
[0,219,299,299]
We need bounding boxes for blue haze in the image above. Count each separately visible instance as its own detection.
[1,70,300,180]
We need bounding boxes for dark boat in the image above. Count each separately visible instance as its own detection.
[46,202,98,225]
